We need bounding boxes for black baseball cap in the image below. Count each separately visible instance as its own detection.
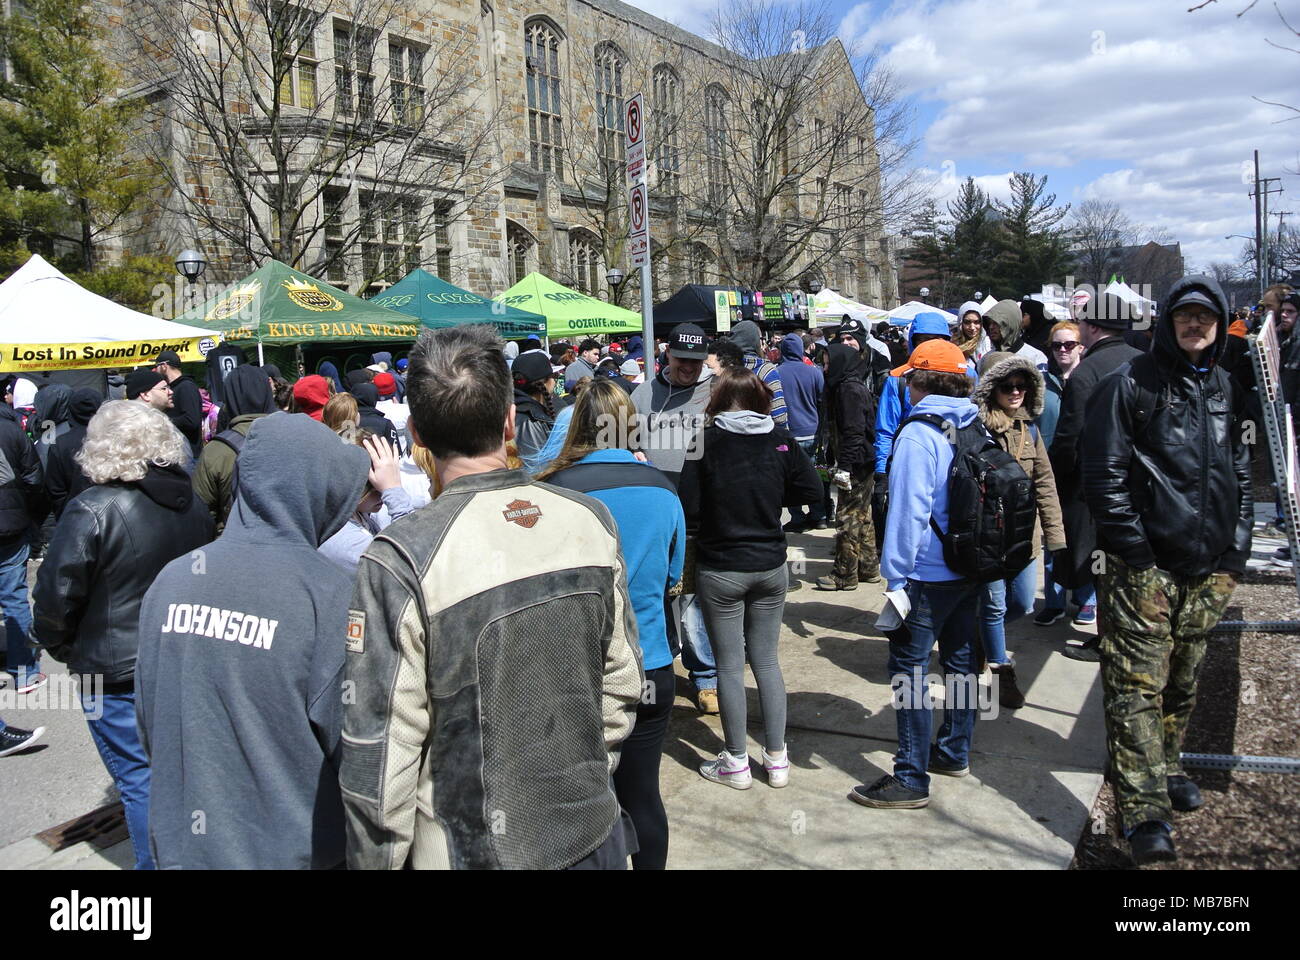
[512,351,554,386]
[155,349,183,367]
[668,323,708,359]
[1167,288,1222,318]
[126,368,166,399]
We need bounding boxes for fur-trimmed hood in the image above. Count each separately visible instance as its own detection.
[974,352,1044,420]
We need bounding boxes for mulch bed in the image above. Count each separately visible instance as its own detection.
[1071,564,1300,869]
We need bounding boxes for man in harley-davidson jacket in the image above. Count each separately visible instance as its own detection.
[1081,274,1252,867]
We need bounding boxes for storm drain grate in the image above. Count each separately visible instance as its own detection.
[35,802,129,852]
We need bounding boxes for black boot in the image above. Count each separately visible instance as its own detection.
[1167,775,1204,812]
[1129,821,1177,866]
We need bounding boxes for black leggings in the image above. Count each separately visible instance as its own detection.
[612,664,674,870]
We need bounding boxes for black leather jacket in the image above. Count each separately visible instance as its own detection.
[33,465,214,685]
[1081,276,1252,577]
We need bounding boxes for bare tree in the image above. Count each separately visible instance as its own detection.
[123,0,504,289]
[1069,199,1140,286]
[690,0,922,293]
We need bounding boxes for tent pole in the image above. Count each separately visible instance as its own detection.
[257,339,264,366]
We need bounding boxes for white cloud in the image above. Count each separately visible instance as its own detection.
[841,0,1300,268]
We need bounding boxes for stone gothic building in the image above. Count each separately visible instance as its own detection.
[113,0,897,308]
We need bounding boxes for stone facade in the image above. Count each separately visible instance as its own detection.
[111,0,897,307]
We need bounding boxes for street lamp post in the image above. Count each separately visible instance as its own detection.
[919,286,930,303]
[606,266,625,306]
[175,249,207,283]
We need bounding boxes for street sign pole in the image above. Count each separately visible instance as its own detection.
[625,92,654,380]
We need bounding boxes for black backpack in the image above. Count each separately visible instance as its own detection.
[898,412,1036,583]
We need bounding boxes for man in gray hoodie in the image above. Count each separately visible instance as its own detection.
[135,412,370,869]
[631,323,720,712]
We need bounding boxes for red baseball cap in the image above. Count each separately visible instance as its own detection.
[374,372,397,397]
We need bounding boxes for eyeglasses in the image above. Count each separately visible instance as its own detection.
[1051,341,1081,351]
[997,381,1028,394]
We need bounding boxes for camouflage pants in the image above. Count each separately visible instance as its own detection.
[832,469,878,586]
[1097,554,1237,833]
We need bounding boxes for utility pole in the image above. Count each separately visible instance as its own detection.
[1249,153,1284,295]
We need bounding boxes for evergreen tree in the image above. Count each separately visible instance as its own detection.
[0,0,159,274]
[992,172,1072,297]
[905,198,957,304]
[947,177,999,300]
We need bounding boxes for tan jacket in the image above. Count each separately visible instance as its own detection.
[974,354,1067,558]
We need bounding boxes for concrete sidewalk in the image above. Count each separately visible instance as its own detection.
[1,528,1109,871]
[660,532,1106,869]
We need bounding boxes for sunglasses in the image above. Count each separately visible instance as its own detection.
[997,381,1028,394]
[1051,341,1081,351]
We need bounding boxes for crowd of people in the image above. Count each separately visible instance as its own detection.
[0,273,1285,869]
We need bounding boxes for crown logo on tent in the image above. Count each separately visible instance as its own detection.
[206,280,262,322]
[283,278,343,312]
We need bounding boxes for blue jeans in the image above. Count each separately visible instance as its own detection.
[978,558,1038,666]
[0,537,39,687]
[665,592,716,690]
[792,440,827,524]
[81,688,154,870]
[888,578,980,793]
[1042,552,1096,613]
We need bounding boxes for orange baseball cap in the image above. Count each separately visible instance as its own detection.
[890,339,970,377]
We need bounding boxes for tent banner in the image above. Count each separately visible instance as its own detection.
[1,335,218,373]
[216,319,421,343]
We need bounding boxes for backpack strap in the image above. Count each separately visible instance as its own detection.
[213,428,246,455]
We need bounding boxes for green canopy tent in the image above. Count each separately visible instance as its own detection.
[495,272,642,339]
[176,260,422,363]
[372,269,546,338]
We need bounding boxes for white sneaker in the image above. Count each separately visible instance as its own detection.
[762,748,790,788]
[699,750,752,789]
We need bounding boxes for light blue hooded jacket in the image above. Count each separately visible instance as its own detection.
[873,313,977,473]
[880,392,980,591]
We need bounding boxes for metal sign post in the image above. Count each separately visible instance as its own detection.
[625,92,653,377]
[1211,317,1300,635]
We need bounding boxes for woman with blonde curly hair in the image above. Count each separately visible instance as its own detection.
[32,401,214,869]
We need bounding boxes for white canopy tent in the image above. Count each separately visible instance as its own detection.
[813,288,889,325]
[979,294,999,313]
[0,254,220,373]
[887,300,958,326]
[1104,279,1157,310]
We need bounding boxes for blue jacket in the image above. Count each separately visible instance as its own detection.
[880,393,979,591]
[544,449,685,670]
[873,314,977,473]
[777,334,823,439]
[1040,367,1064,448]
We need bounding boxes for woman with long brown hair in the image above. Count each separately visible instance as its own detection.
[538,378,685,870]
[678,366,821,791]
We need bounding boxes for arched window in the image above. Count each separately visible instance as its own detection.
[507,221,535,286]
[704,85,728,206]
[479,3,498,108]
[651,65,680,192]
[690,242,717,284]
[650,239,670,295]
[525,19,563,175]
[569,230,600,296]
[595,42,625,180]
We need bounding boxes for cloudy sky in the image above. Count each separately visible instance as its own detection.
[627,0,1299,270]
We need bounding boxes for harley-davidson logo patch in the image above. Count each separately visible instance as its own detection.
[502,499,543,528]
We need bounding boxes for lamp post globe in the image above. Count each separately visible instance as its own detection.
[175,249,207,283]
[919,286,930,300]
[809,279,823,294]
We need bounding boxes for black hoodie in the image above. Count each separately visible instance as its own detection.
[353,382,402,453]
[1081,275,1252,577]
[824,342,875,472]
[216,364,279,433]
[45,388,102,517]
